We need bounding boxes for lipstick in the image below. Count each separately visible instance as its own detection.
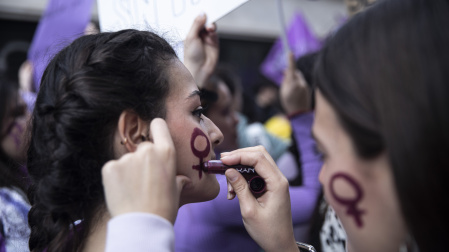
[203,160,256,174]
[203,160,267,197]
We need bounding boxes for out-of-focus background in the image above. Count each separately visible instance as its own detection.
[0,0,346,94]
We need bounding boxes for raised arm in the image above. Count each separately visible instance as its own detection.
[184,14,219,89]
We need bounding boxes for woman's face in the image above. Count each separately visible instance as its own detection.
[1,91,29,162]
[312,90,407,252]
[164,60,224,205]
[206,81,239,153]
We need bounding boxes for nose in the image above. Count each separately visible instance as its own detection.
[205,116,224,148]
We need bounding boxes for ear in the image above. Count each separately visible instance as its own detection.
[117,110,149,152]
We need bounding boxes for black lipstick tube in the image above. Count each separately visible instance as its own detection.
[203,160,266,198]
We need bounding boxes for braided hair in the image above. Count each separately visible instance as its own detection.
[27,30,177,252]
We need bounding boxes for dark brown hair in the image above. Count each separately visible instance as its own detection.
[315,0,449,250]
[27,30,177,252]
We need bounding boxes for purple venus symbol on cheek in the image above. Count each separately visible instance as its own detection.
[329,173,366,228]
[191,128,210,179]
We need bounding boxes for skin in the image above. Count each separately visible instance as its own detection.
[96,13,222,252]
[85,59,224,252]
[206,81,239,153]
[312,90,407,252]
[280,53,311,114]
[1,92,29,162]
[164,59,224,205]
[184,14,219,89]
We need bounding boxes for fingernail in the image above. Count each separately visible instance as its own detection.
[220,152,230,156]
[227,169,238,182]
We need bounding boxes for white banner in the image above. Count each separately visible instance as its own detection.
[97,0,249,40]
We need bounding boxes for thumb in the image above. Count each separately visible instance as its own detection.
[225,169,257,205]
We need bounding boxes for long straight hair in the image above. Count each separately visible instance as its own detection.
[315,0,449,251]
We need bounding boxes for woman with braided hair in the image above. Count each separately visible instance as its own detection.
[26,16,224,251]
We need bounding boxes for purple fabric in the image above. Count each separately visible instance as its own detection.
[28,0,94,91]
[174,112,322,252]
[0,230,5,252]
[260,13,322,85]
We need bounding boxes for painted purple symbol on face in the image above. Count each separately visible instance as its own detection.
[191,127,210,179]
[329,173,366,228]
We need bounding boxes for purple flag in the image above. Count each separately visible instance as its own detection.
[260,13,322,85]
[28,0,94,91]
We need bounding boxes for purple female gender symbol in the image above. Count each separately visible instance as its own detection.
[329,173,366,228]
[191,127,211,179]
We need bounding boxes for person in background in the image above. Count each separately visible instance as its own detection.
[0,72,31,252]
[26,23,225,251]
[174,51,322,251]
[99,0,448,252]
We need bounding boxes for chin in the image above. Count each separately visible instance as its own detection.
[179,174,220,206]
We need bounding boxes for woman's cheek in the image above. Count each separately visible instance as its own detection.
[327,172,367,229]
[190,127,210,180]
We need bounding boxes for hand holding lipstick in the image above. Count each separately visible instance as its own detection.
[101,119,190,224]
[221,146,298,252]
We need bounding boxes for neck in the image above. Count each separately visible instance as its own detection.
[82,209,111,252]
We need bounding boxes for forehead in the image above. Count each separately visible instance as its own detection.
[165,59,199,103]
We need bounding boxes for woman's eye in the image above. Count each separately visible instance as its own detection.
[313,145,327,161]
[192,107,204,119]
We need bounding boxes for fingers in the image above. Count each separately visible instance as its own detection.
[295,69,307,87]
[205,22,216,33]
[225,169,257,206]
[149,118,174,151]
[222,146,277,170]
[221,146,284,187]
[288,52,296,72]
[186,13,207,41]
[227,180,236,200]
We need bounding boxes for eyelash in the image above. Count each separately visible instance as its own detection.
[313,145,327,161]
[192,107,205,120]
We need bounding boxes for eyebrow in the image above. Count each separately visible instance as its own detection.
[187,90,201,100]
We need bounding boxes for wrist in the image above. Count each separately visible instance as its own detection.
[265,238,298,252]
